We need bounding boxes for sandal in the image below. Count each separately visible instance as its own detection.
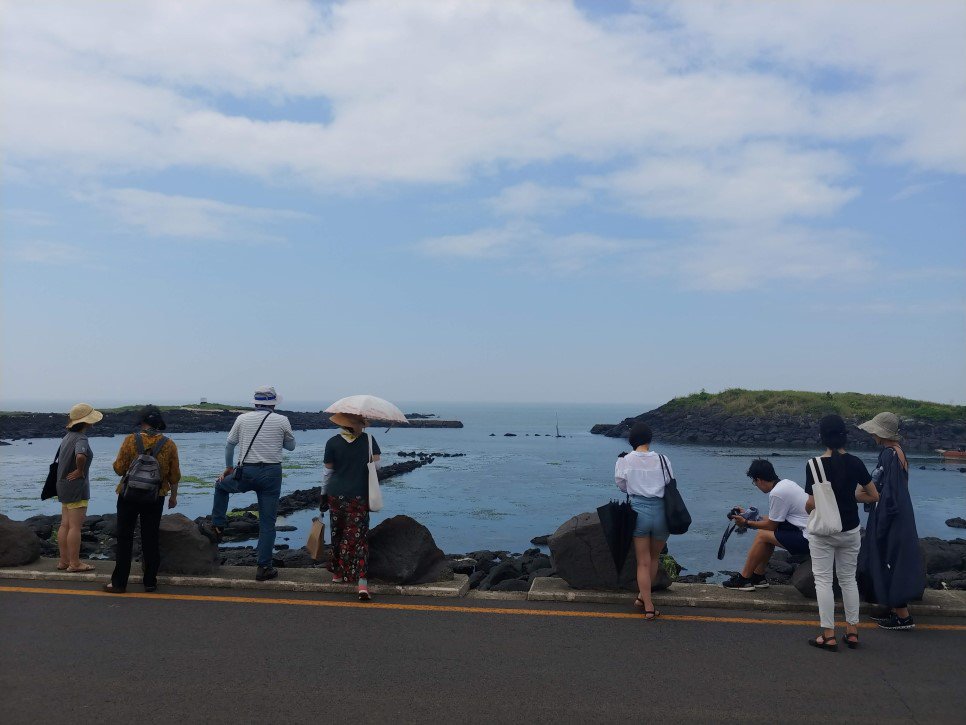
[807,634,839,652]
[56,563,69,570]
[66,563,95,573]
[643,610,660,621]
[634,597,646,609]
[845,632,859,649]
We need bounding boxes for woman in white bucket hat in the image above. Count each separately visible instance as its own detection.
[55,403,103,572]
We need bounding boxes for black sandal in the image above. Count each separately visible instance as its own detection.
[807,634,838,652]
[643,610,661,621]
[634,597,646,609]
[845,632,859,649]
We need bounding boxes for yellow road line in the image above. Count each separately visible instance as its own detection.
[2,585,964,631]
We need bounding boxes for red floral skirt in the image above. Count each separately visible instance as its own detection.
[327,495,369,582]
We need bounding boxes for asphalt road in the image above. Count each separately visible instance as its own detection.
[1,580,964,724]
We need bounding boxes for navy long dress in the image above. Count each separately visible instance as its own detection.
[857,447,926,607]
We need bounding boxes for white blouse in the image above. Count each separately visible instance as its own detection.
[615,451,672,498]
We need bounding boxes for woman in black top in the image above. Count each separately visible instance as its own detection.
[322,413,381,600]
[804,415,879,651]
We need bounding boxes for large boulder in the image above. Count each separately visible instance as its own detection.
[158,514,219,575]
[548,512,671,592]
[0,515,41,567]
[23,514,57,541]
[790,557,843,600]
[368,515,449,584]
[919,537,966,574]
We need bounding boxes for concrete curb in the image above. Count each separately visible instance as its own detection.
[0,562,469,598]
[527,578,966,618]
[2,561,964,617]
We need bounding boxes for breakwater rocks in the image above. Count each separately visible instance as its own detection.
[211,457,438,525]
[0,407,463,440]
[593,404,966,452]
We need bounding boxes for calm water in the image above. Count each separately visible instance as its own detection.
[2,402,963,576]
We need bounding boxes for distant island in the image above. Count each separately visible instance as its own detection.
[592,389,966,452]
[0,403,463,440]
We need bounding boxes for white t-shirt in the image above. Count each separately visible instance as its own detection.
[768,479,810,537]
[615,451,672,498]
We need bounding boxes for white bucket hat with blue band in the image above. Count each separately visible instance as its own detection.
[252,386,281,407]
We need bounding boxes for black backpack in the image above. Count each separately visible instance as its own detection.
[120,433,169,504]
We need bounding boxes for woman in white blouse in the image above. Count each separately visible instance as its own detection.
[615,423,671,620]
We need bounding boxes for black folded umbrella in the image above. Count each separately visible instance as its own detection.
[597,498,638,574]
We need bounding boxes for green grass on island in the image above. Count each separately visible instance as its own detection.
[663,389,966,422]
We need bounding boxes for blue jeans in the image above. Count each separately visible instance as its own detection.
[211,464,282,568]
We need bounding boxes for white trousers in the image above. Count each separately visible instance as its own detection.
[809,526,862,629]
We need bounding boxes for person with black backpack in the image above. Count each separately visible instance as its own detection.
[103,405,181,594]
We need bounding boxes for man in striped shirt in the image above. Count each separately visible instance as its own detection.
[211,386,296,581]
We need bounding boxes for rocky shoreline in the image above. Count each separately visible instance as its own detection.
[0,407,463,441]
[4,507,964,594]
[593,403,966,453]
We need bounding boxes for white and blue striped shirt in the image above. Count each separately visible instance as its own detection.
[226,410,295,465]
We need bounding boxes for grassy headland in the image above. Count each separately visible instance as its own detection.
[595,389,966,451]
[664,389,966,423]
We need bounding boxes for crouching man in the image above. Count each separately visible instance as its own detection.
[723,459,810,591]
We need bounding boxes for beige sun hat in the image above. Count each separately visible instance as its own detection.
[329,412,367,430]
[66,403,103,428]
[858,411,901,441]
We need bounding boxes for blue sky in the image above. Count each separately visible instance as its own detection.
[2,0,964,408]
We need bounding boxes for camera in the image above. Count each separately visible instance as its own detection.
[727,506,743,520]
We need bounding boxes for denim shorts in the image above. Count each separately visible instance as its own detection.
[629,495,669,540]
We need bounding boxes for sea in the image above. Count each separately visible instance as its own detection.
[1,402,963,579]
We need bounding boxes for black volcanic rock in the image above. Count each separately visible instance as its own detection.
[0,407,463,440]
[593,403,965,452]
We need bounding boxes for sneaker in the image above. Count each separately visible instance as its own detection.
[751,573,770,589]
[722,574,756,591]
[878,614,915,631]
[255,566,279,582]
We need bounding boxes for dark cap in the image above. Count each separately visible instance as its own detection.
[138,404,167,431]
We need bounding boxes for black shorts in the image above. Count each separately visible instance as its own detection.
[774,521,810,556]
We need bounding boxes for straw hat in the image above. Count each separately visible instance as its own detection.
[858,411,901,441]
[67,403,103,428]
[330,412,367,430]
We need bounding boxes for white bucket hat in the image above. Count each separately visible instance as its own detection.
[67,403,103,428]
[858,411,901,441]
[252,386,281,407]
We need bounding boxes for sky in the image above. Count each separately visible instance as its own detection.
[1,0,965,409]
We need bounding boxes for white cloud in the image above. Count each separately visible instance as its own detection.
[679,226,869,292]
[2,0,964,289]
[7,241,85,265]
[3,0,964,184]
[78,188,312,243]
[419,224,637,273]
[490,183,591,217]
[590,143,858,223]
